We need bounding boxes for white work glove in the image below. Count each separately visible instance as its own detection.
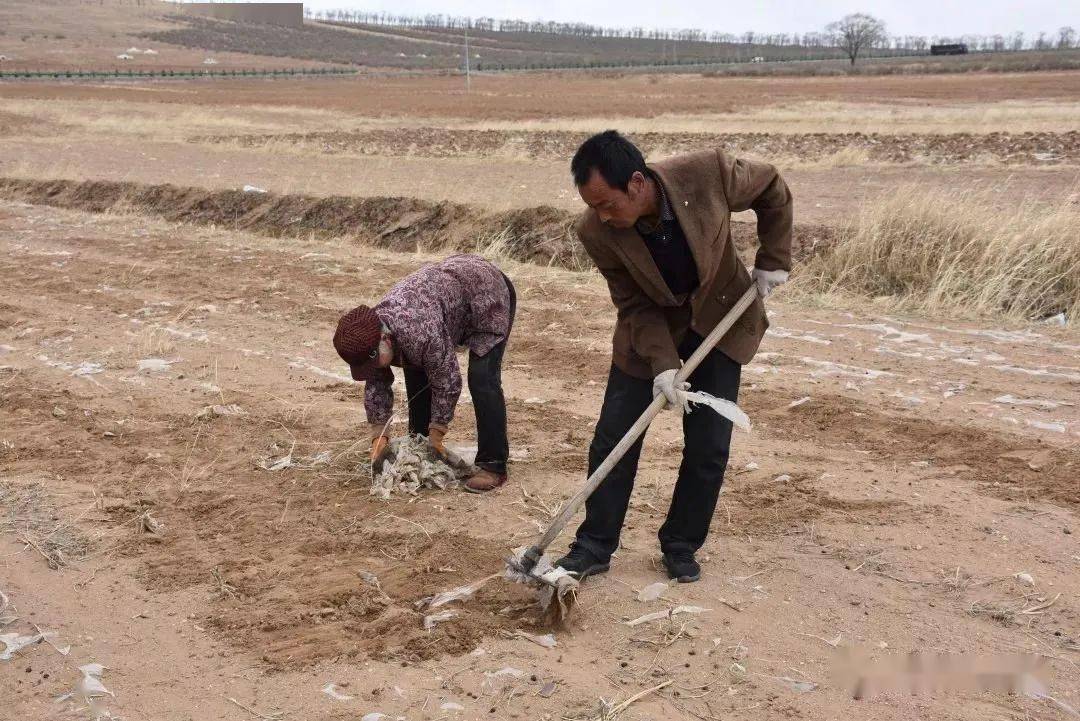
[653,369,691,413]
[752,267,789,298]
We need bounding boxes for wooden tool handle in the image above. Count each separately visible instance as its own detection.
[530,285,759,556]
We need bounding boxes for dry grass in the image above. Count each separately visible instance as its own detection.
[792,186,1080,325]
[0,480,92,569]
[6,97,1080,144]
[699,49,1080,78]
[461,101,1080,135]
[131,326,178,357]
[0,98,360,141]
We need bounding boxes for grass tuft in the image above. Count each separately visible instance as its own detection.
[792,185,1080,324]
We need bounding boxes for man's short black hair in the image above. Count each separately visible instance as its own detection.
[570,130,647,191]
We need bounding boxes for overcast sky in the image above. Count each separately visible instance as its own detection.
[298,1,1075,38]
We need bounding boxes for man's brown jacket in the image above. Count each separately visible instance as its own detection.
[575,149,793,378]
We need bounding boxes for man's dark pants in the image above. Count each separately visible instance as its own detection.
[403,275,516,476]
[573,330,741,560]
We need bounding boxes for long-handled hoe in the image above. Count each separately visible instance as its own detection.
[420,286,760,626]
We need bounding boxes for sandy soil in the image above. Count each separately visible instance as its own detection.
[3,67,1080,721]
[1,198,1078,720]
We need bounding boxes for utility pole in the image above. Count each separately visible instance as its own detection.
[464,20,471,93]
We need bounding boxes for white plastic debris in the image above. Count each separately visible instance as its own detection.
[422,573,499,610]
[371,435,474,499]
[681,391,751,431]
[504,549,579,617]
[787,396,811,409]
[72,361,104,377]
[34,628,70,656]
[624,605,709,627]
[1026,420,1067,433]
[891,391,926,405]
[441,702,465,712]
[196,404,246,420]
[1015,572,1035,587]
[1044,313,1067,327]
[259,450,334,472]
[993,364,1080,382]
[423,610,458,630]
[801,357,894,379]
[78,663,113,698]
[516,631,557,648]
[261,454,295,471]
[637,582,670,603]
[137,358,176,373]
[308,450,332,466]
[992,395,1065,410]
[767,328,831,345]
[770,675,817,693]
[744,461,760,471]
[0,632,42,661]
[322,683,354,701]
[523,397,547,405]
[243,185,268,194]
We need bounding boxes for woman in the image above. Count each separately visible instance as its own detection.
[333,254,516,493]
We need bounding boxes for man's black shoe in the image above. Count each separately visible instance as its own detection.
[554,545,610,580]
[663,552,701,583]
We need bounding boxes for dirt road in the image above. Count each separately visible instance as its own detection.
[2,199,1078,720]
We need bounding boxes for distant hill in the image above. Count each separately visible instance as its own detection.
[144,16,858,72]
[0,0,852,73]
[0,0,335,71]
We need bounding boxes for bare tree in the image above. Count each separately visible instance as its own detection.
[1059,26,1077,49]
[826,13,887,65]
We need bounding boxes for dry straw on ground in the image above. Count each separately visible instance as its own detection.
[792,185,1080,325]
[0,481,91,569]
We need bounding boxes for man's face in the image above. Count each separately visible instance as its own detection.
[578,169,647,229]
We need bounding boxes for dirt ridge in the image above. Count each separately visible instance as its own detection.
[0,176,832,269]
[196,128,1080,165]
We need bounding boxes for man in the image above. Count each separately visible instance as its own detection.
[332,254,516,493]
[556,130,792,582]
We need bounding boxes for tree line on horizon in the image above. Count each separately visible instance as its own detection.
[304,8,1077,54]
